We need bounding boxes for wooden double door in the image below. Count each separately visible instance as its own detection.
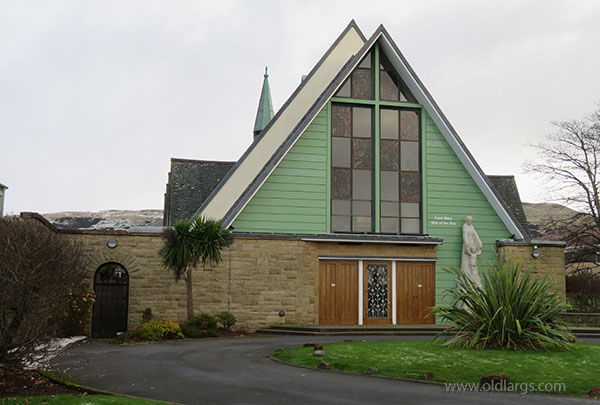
[319,260,435,325]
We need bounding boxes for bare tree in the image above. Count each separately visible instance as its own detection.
[526,106,600,267]
[0,216,88,365]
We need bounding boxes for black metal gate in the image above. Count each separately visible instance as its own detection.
[92,262,129,338]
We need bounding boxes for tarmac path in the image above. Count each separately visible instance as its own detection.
[50,335,598,404]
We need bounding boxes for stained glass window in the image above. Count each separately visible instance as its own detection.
[332,168,351,200]
[352,69,372,99]
[400,171,420,203]
[380,109,399,139]
[335,52,373,100]
[380,139,399,171]
[332,137,351,168]
[352,107,372,138]
[331,46,422,235]
[380,52,416,103]
[400,110,419,141]
[366,264,389,318]
[331,103,373,233]
[332,105,351,137]
[400,141,419,171]
[379,108,421,234]
[352,138,371,170]
[336,80,351,98]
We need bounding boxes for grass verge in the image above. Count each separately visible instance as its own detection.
[273,340,600,396]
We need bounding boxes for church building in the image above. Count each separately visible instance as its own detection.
[23,21,564,336]
[161,21,563,328]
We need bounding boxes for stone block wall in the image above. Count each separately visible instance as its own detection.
[63,232,320,332]
[22,210,444,333]
[497,241,566,301]
[64,232,188,331]
[198,236,319,329]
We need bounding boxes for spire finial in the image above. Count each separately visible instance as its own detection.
[254,67,274,137]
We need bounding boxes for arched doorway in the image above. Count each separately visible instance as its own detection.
[92,262,129,338]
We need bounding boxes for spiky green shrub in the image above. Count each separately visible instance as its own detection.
[432,256,574,351]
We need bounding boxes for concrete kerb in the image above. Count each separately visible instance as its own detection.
[40,369,182,404]
[267,349,591,399]
[267,355,444,387]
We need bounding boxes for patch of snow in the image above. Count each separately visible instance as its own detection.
[43,209,163,231]
[24,336,87,370]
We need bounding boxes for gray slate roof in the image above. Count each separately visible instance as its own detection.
[163,158,235,226]
[487,175,535,239]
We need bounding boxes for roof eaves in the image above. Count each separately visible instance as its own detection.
[191,20,367,222]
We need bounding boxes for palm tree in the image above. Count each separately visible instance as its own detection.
[161,216,233,320]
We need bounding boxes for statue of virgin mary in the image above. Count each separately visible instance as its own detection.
[461,215,483,285]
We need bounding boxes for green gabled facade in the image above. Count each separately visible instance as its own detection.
[185,21,535,327]
[231,41,514,306]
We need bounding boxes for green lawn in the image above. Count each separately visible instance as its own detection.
[273,340,600,396]
[1,394,168,404]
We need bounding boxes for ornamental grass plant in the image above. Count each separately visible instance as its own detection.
[432,255,574,351]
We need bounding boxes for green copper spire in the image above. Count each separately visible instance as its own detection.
[253,66,274,137]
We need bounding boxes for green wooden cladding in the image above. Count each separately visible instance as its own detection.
[233,102,512,309]
[232,105,329,233]
[423,110,512,306]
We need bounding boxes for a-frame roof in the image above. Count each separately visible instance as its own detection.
[195,21,527,241]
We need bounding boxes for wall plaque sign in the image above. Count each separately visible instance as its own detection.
[430,215,457,226]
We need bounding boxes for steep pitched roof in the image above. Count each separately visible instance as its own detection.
[487,175,532,239]
[163,158,235,226]
[253,67,274,136]
[195,22,527,241]
[193,20,367,223]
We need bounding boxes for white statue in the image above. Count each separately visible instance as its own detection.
[461,215,483,285]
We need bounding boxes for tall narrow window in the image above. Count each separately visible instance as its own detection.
[331,105,373,232]
[379,108,421,233]
[331,44,421,235]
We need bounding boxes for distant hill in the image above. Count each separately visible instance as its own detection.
[522,203,582,235]
[43,209,163,231]
[41,203,585,235]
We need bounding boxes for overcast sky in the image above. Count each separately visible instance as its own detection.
[2,0,599,215]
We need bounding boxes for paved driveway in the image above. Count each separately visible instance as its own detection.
[50,335,597,405]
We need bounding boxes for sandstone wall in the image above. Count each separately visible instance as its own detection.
[497,241,566,301]
[63,230,438,332]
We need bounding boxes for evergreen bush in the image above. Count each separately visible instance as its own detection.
[432,255,574,350]
[134,319,184,341]
[216,311,237,331]
[181,314,218,338]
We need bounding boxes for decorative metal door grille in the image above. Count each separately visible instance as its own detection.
[366,264,389,318]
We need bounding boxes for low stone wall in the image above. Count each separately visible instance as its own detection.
[63,232,320,331]
[561,312,600,326]
[21,212,441,332]
[497,240,566,301]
